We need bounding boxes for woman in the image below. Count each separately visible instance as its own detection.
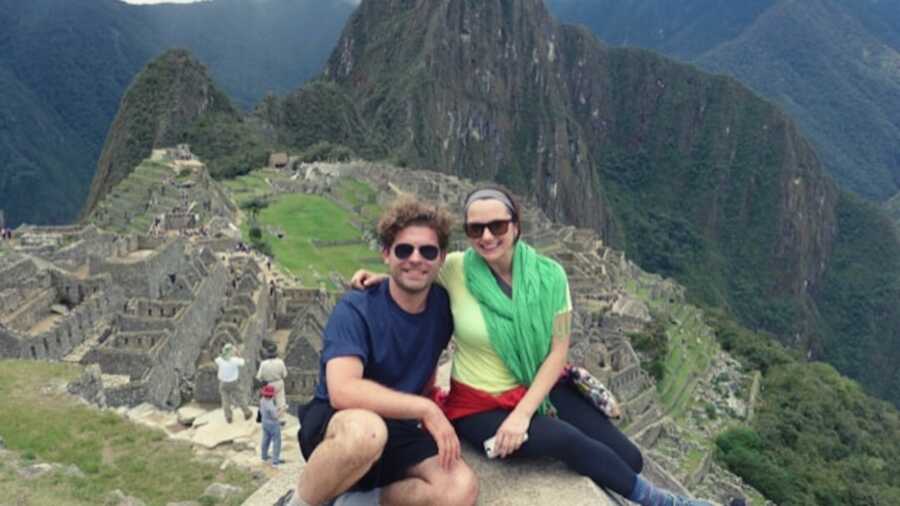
[353,188,710,506]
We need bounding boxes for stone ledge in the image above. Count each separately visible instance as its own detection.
[242,445,618,506]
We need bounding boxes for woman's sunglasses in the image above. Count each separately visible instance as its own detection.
[393,243,441,261]
[464,219,513,239]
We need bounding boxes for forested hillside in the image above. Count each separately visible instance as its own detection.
[249,0,900,410]
[546,0,900,202]
[0,0,351,227]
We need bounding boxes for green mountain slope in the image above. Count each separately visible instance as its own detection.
[546,0,900,201]
[267,0,835,333]
[0,64,94,225]
[0,0,352,227]
[0,0,160,226]
[81,49,249,217]
[257,0,900,409]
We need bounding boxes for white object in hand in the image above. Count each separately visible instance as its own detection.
[483,433,528,459]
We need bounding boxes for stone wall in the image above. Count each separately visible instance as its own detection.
[90,239,189,299]
[0,259,40,290]
[141,259,230,407]
[4,287,56,332]
[0,326,21,358]
[4,287,124,361]
[118,314,176,333]
[50,270,111,306]
[193,262,271,404]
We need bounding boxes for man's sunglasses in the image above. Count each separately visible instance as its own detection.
[464,219,513,239]
[393,243,441,261]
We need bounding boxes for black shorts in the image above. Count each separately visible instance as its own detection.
[297,399,439,491]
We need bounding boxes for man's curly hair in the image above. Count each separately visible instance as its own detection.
[377,194,453,251]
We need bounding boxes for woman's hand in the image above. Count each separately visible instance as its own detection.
[349,269,388,289]
[494,409,531,458]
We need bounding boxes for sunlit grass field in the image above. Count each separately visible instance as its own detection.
[0,360,258,506]
[246,193,383,288]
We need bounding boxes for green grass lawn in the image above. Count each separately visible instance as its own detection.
[247,193,383,288]
[221,169,284,206]
[658,307,717,417]
[0,360,258,506]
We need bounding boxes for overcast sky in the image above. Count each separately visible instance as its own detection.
[122,0,361,4]
[122,0,208,4]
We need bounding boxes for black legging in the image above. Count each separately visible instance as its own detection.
[453,381,644,496]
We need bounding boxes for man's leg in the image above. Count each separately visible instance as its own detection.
[296,409,388,505]
[379,456,478,506]
[219,382,233,423]
[238,384,253,420]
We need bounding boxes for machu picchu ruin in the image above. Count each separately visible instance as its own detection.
[0,147,767,505]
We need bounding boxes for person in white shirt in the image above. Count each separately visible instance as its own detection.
[215,343,253,423]
[257,350,289,415]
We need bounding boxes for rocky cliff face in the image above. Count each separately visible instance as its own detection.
[81,49,236,217]
[289,0,838,340]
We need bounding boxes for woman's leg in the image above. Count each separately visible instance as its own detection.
[453,409,638,496]
[549,382,644,474]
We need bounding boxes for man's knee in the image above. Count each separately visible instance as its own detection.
[328,409,388,464]
[439,462,479,506]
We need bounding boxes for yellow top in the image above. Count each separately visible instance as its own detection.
[439,251,572,394]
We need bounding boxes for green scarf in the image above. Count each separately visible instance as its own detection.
[464,240,568,415]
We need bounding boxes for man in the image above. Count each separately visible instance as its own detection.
[289,195,478,506]
[257,347,289,415]
[215,343,253,423]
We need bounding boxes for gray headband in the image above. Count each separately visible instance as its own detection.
[463,189,516,221]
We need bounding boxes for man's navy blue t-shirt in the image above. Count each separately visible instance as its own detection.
[314,281,453,402]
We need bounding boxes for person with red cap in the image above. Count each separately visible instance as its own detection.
[260,383,283,466]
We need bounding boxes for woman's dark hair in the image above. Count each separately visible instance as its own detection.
[463,187,522,241]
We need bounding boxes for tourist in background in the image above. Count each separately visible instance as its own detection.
[257,347,289,416]
[260,384,283,466]
[215,343,253,423]
[353,188,712,506]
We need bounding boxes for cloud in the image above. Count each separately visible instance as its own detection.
[121,0,209,4]
[122,0,360,4]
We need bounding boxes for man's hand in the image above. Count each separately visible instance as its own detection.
[350,270,388,290]
[421,403,461,470]
[494,410,531,458]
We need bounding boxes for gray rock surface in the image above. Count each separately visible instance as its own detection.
[17,463,55,480]
[176,404,207,426]
[249,446,616,506]
[62,463,87,478]
[462,446,617,506]
[105,489,147,506]
[205,482,244,500]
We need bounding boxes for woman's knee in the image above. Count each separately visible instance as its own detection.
[622,440,644,473]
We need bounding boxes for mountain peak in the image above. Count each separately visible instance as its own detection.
[268,0,837,352]
[81,49,235,218]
